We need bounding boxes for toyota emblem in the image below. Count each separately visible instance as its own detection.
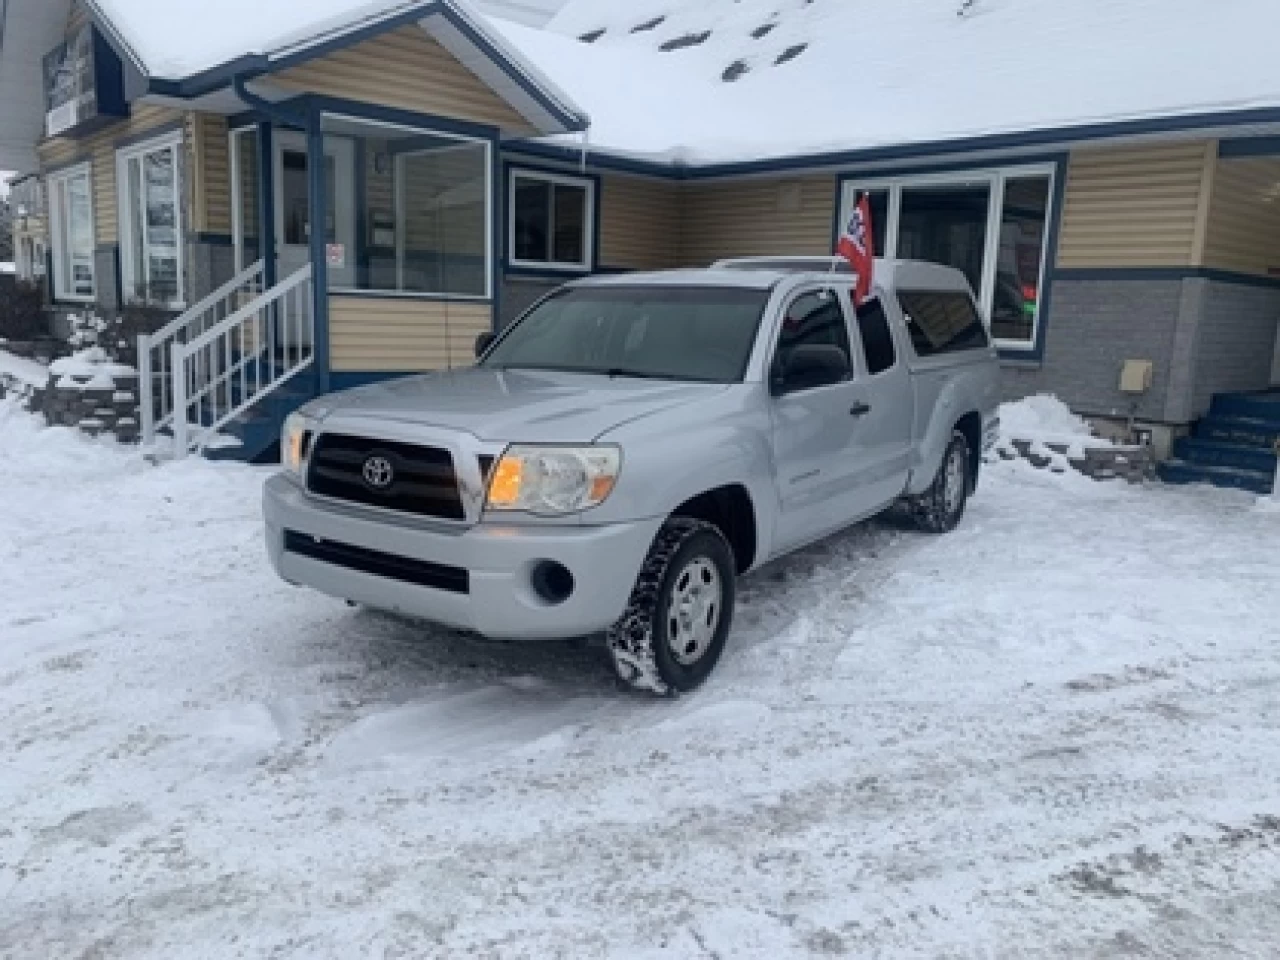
[362,455,395,491]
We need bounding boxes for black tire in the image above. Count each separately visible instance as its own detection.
[606,518,736,696]
[910,429,971,534]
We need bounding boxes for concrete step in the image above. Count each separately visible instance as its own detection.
[1158,460,1276,495]
[1194,416,1280,450]
[1208,389,1280,424]
[1172,437,1278,474]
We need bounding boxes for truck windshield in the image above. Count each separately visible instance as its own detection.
[481,285,770,383]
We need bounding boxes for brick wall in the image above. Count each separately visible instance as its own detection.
[1190,280,1280,415]
[1000,277,1185,421]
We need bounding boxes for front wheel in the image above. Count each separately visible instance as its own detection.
[606,518,736,696]
[910,430,971,534]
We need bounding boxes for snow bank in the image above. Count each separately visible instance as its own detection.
[997,394,1112,461]
[0,347,49,389]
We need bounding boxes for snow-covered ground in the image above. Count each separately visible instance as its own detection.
[3,398,1280,958]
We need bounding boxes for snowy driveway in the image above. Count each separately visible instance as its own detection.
[3,400,1280,959]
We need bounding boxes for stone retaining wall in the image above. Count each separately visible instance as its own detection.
[993,439,1155,484]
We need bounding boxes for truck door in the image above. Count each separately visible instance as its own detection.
[843,293,915,512]
[767,287,867,552]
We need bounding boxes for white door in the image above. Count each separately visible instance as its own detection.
[273,132,356,289]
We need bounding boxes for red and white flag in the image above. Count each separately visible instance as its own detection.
[837,193,875,305]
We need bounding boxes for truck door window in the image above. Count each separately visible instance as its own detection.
[770,290,853,394]
[855,297,897,376]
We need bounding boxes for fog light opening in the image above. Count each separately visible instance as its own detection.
[530,561,575,605]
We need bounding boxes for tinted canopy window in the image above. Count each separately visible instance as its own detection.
[898,290,990,357]
[482,285,769,383]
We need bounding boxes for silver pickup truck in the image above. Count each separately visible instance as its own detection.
[263,257,1000,694]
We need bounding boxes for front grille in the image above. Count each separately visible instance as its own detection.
[306,433,465,520]
[284,530,470,594]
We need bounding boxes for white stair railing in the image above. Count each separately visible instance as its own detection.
[137,260,265,445]
[170,264,315,456]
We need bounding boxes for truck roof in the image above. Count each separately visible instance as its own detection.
[569,257,974,296]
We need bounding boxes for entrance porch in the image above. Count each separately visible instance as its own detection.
[139,100,500,460]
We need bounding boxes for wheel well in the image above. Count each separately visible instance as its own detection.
[955,411,982,489]
[672,484,757,574]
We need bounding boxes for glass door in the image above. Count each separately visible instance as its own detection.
[273,132,356,288]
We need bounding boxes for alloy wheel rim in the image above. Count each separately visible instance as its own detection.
[667,556,723,666]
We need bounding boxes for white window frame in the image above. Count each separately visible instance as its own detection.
[508,167,595,273]
[314,112,493,301]
[229,124,257,275]
[48,161,96,303]
[839,162,1056,352]
[116,129,186,308]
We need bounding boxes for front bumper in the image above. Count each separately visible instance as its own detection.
[262,474,662,638]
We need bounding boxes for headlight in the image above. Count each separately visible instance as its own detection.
[485,445,621,515]
[281,412,314,477]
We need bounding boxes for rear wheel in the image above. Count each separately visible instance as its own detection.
[606,518,736,695]
[910,429,971,533]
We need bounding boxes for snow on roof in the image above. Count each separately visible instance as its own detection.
[491,0,1280,165]
[90,0,587,130]
[93,0,434,80]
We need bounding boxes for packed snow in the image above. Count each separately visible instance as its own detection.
[997,393,1115,460]
[3,397,1280,957]
[0,347,47,388]
[492,0,1280,164]
[47,347,137,388]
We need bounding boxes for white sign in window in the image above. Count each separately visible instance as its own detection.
[509,169,594,271]
[118,132,185,307]
[49,163,96,302]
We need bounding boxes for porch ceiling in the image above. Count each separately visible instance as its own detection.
[0,0,73,171]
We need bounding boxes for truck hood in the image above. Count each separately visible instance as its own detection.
[312,368,729,443]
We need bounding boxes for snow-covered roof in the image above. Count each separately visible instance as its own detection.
[490,0,1280,166]
[87,0,587,131]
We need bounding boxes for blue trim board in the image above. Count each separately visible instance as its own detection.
[1219,137,1280,158]
[306,108,331,395]
[1025,155,1070,363]
[257,123,276,289]
[491,142,503,331]
[353,137,368,289]
[1052,266,1280,289]
[501,161,602,276]
[329,291,494,304]
[330,371,423,391]
[194,233,234,247]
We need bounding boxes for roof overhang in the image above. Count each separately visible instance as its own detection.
[0,0,74,171]
[504,109,1280,182]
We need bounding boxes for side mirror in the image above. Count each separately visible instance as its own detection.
[474,331,495,359]
[774,344,850,395]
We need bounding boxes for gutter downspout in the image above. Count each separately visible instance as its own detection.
[232,77,329,396]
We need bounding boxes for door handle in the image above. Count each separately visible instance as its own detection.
[849,402,872,417]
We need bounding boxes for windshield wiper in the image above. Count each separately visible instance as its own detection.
[603,367,671,380]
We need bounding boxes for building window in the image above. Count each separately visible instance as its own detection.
[840,164,1055,351]
[310,114,491,298]
[49,163,96,302]
[509,169,594,271]
[117,132,184,306]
